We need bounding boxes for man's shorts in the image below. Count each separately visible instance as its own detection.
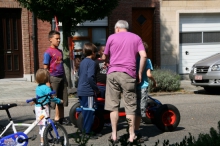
[50,75,68,108]
[136,87,148,117]
[104,72,137,115]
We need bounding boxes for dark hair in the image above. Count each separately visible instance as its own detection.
[142,41,149,53]
[35,69,49,84]
[83,43,97,57]
[48,30,60,39]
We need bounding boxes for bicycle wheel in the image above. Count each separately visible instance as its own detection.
[43,122,69,146]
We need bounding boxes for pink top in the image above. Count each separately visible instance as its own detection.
[104,32,145,78]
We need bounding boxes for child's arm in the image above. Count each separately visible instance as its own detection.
[147,69,157,88]
[43,65,51,87]
[50,96,63,104]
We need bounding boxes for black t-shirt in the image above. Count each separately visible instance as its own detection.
[95,58,107,84]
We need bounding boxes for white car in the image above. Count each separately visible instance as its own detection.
[189,53,220,92]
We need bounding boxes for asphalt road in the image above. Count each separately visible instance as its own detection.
[1,92,220,146]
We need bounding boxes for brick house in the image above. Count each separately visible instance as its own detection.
[1,0,219,82]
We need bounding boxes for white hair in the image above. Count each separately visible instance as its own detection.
[114,20,129,30]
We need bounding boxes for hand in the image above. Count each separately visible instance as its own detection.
[30,101,35,106]
[60,100,63,104]
[138,73,142,84]
[46,82,51,87]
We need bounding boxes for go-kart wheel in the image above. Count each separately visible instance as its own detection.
[154,104,180,132]
[69,102,80,126]
[142,99,158,124]
[76,111,105,133]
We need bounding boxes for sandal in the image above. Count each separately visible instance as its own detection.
[108,135,119,144]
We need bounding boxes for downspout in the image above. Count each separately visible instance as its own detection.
[32,12,38,78]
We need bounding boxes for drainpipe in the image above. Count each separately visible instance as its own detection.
[32,12,38,78]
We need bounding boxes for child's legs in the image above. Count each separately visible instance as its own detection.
[79,96,95,133]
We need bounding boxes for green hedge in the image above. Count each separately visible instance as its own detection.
[148,68,181,92]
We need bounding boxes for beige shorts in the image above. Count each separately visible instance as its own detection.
[104,72,137,115]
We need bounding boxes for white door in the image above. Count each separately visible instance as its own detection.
[179,13,220,74]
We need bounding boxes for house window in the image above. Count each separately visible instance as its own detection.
[72,27,108,50]
[179,32,202,44]
[203,32,220,43]
[180,32,220,44]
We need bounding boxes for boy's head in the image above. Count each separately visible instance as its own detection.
[142,41,148,53]
[48,30,60,48]
[83,43,98,59]
[98,45,105,57]
[96,45,105,59]
[35,69,49,84]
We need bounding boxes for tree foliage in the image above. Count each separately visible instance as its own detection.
[16,0,119,26]
[16,0,119,87]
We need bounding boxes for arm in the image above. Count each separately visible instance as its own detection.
[50,96,63,104]
[147,69,157,88]
[101,54,109,67]
[43,52,51,87]
[43,64,51,87]
[138,50,147,83]
[88,62,99,94]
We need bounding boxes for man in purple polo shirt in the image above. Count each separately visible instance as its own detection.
[102,20,147,143]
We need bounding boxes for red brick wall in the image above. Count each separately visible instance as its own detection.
[108,0,161,66]
[37,20,51,69]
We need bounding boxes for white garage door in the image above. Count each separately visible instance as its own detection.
[179,13,220,74]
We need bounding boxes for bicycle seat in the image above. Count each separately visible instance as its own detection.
[0,103,17,110]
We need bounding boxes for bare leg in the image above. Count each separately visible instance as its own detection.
[126,114,136,142]
[110,111,119,141]
[54,104,64,120]
[135,116,141,131]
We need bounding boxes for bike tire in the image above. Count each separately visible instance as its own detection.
[43,122,69,146]
[69,102,80,126]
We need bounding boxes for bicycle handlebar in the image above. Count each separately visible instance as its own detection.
[26,91,56,104]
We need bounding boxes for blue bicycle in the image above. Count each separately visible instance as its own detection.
[0,91,69,146]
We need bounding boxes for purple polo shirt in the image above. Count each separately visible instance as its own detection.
[43,47,64,77]
[104,32,145,78]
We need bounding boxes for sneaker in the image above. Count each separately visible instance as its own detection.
[55,118,70,125]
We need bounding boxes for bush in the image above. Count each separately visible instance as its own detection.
[156,121,220,146]
[148,68,181,92]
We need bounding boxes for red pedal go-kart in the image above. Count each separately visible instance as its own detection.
[69,95,180,133]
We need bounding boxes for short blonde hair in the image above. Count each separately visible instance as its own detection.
[35,69,49,84]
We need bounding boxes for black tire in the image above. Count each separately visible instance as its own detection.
[69,102,80,126]
[77,111,105,133]
[43,122,69,146]
[142,99,158,124]
[154,104,180,132]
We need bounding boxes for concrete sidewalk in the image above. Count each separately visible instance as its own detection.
[0,79,203,105]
